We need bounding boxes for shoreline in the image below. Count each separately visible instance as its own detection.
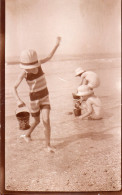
[5,53,121,65]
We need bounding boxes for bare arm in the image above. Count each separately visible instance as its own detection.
[39,37,61,64]
[13,70,26,107]
[79,100,93,119]
[80,74,85,85]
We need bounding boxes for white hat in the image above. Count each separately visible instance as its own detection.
[76,85,94,96]
[20,49,40,69]
[75,67,85,76]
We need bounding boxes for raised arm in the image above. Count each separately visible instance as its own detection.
[13,70,26,107]
[39,37,61,64]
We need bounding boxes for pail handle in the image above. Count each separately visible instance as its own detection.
[15,106,30,115]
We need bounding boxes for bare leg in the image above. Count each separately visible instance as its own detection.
[41,108,54,152]
[26,116,40,137]
[21,116,40,142]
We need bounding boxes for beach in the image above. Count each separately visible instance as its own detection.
[5,56,121,191]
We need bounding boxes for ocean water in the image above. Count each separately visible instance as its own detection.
[5,56,121,118]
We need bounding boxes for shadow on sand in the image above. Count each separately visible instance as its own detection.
[53,131,113,150]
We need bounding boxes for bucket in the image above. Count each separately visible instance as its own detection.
[15,106,30,130]
[72,93,81,107]
[73,108,81,117]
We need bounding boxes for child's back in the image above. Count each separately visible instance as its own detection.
[76,85,102,120]
[85,95,102,119]
[81,71,100,89]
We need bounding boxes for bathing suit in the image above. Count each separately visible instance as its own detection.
[25,66,50,117]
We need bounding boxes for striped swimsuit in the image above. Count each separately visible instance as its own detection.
[25,66,50,117]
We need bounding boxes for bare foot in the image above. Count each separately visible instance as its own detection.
[20,135,32,143]
[45,146,55,153]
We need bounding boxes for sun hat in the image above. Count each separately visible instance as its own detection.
[20,49,40,69]
[75,67,85,76]
[76,85,94,96]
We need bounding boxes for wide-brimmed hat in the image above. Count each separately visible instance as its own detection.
[76,85,94,96]
[20,49,40,69]
[75,67,85,76]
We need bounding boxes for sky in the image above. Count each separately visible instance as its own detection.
[5,0,121,59]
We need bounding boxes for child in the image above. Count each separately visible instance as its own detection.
[76,85,102,120]
[75,67,100,89]
[13,37,61,152]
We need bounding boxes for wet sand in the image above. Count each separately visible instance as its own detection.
[5,56,121,191]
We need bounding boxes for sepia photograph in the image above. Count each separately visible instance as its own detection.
[4,0,121,193]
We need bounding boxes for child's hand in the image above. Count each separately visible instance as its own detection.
[75,101,81,109]
[56,36,61,46]
[17,100,26,107]
[79,115,83,120]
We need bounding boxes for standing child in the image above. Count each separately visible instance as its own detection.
[76,85,102,120]
[13,37,61,152]
[75,67,100,89]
